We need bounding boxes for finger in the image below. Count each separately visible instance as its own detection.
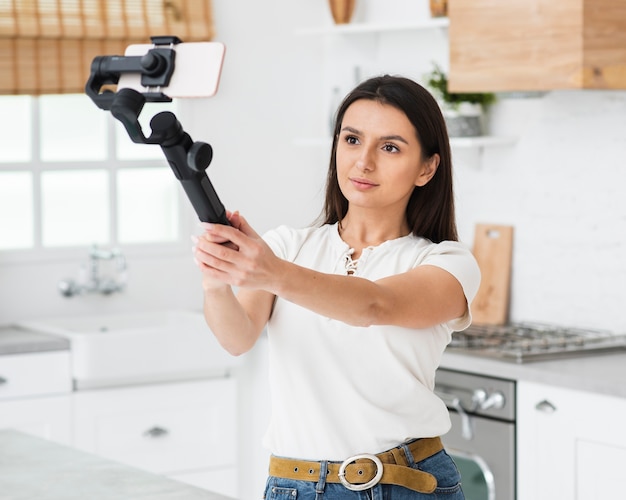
[228,210,242,229]
[234,214,261,239]
[196,223,232,244]
[196,237,241,271]
[198,215,258,253]
[200,221,245,247]
[194,245,241,286]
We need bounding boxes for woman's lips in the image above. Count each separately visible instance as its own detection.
[350,177,379,190]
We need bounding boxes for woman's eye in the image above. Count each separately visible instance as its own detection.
[345,135,359,145]
[382,143,399,153]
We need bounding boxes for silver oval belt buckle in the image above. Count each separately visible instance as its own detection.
[338,453,384,491]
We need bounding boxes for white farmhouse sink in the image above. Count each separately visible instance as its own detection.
[19,310,240,389]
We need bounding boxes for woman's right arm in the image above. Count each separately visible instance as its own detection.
[201,285,274,356]
[194,211,275,356]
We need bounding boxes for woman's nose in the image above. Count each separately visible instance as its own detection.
[355,148,374,171]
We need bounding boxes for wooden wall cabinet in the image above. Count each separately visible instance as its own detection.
[449,0,626,92]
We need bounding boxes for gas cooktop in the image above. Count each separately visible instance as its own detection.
[448,322,626,363]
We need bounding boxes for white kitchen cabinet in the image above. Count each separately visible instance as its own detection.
[0,395,72,445]
[72,377,238,498]
[0,350,72,445]
[517,380,626,500]
[0,350,71,400]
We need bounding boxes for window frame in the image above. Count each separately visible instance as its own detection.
[0,95,191,263]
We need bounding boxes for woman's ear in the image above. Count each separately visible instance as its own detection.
[415,153,440,187]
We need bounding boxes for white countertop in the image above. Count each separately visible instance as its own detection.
[440,349,626,399]
[0,430,234,500]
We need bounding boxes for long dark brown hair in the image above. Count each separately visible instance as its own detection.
[319,75,458,243]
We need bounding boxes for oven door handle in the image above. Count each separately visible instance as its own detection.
[436,390,474,440]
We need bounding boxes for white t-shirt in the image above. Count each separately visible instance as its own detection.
[261,223,481,461]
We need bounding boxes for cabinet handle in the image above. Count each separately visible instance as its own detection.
[0,376,7,385]
[535,400,557,413]
[142,426,169,438]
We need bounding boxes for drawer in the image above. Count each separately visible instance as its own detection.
[0,351,72,400]
[73,377,237,474]
[94,401,236,473]
[0,395,72,445]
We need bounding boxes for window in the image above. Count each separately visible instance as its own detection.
[0,94,182,252]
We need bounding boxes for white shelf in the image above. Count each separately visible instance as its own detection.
[295,18,449,36]
[450,136,517,149]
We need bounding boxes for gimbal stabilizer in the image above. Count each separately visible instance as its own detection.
[85,36,229,225]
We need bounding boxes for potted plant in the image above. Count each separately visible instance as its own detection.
[425,63,496,137]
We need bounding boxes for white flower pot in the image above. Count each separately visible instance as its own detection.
[441,102,485,137]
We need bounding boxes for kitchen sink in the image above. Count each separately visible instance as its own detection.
[18,310,240,389]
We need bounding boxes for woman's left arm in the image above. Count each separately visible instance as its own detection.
[196,216,468,329]
[272,263,467,329]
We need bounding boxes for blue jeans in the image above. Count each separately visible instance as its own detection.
[263,449,464,500]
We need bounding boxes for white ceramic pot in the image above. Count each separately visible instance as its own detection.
[442,102,484,137]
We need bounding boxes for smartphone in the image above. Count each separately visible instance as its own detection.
[117,41,226,98]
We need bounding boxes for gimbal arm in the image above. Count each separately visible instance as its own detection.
[85,36,229,225]
[108,88,229,225]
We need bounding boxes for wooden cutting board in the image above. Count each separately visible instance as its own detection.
[471,224,514,325]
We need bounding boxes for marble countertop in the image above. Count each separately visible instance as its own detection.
[440,348,626,399]
[0,430,234,500]
[0,326,70,356]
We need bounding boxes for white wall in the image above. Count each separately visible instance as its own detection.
[181,0,327,235]
[456,92,626,331]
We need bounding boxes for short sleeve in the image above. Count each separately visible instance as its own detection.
[421,241,481,331]
[262,225,292,260]
[262,225,319,262]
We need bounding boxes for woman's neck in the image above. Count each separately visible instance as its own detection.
[338,213,409,256]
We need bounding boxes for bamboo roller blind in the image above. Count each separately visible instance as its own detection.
[0,0,215,95]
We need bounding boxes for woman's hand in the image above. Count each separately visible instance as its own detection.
[193,211,280,293]
[192,211,276,356]
[192,210,238,291]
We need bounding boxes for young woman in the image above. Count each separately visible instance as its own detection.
[192,75,480,499]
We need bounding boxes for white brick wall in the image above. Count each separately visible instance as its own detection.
[455,91,626,332]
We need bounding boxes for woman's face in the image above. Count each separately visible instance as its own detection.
[336,99,438,216]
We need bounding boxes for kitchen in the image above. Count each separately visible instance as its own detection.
[1,0,626,499]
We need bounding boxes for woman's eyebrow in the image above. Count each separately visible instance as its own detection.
[380,134,409,145]
[341,125,361,135]
[341,126,409,145]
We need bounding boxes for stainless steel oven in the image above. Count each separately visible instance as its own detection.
[435,368,516,500]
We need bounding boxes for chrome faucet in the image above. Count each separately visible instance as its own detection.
[58,245,127,298]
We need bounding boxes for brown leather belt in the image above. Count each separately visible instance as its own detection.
[269,437,443,493]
